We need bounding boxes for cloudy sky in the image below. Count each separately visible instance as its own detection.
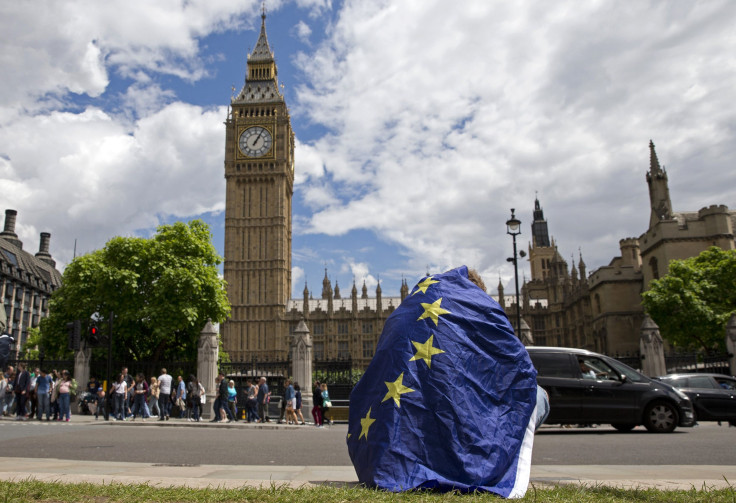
[2,0,735,299]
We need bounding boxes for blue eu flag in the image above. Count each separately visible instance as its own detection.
[347,266,538,498]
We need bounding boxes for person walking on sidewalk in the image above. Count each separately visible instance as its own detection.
[257,377,270,423]
[312,380,323,427]
[245,379,259,423]
[148,376,160,418]
[320,382,332,426]
[57,370,73,422]
[112,373,127,421]
[187,375,203,422]
[131,373,150,421]
[218,371,230,423]
[35,369,52,421]
[13,363,30,420]
[294,382,305,425]
[157,368,173,421]
[176,375,187,419]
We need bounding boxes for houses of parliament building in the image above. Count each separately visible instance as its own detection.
[222,14,735,366]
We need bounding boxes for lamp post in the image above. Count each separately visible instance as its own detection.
[506,208,525,337]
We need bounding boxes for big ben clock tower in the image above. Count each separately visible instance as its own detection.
[223,12,294,360]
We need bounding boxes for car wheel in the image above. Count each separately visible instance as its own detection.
[643,401,678,433]
[611,423,636,432]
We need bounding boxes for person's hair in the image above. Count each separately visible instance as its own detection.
[151,376,157,382]
[467,268,487,292]
[161,368,167,374]
[116,373,123,382]
[229,380,234,386]
[136,373,145,381]
[294,382,300,391]
[314,380,320,387]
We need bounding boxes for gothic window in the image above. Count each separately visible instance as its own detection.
[314,342,324,360]
[338,322,349,335]
[649,257,660,280]
[338,341,349,359]
[533,317,545,330]
[313,322,325,335]
[362,341,374,359]
[362,322,373,334]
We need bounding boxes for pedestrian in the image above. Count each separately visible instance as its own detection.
[148,376,160,418]
[56,370,73,422]
[35,369,53,421]
[121,367,133,418]
[187,374,203,422]
[257,377,270,423]
[13,363,30,420]
[245,379,259,422]
[294,382,305,425]
[111,373,127,421]
[157,368,173,421]
[320,382,332,426]
[131,373,150,421]
[218,371,230,423]
[227,380,238,421]
[3,366,15,417]
[312,380,323,427]
[49,370,59,420]
[0,334,13,375]
[28,368,39,418]
[282,379,297,425]
[0,372,6,416]
[95,386,109,421]
[176,375,187,419]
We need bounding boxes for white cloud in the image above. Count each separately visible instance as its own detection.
[0,103,226,265]
[292,21,313,45]
[293,0,736,280]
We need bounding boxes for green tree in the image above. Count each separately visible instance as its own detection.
[37,220,230,363]
[641,247,736,352]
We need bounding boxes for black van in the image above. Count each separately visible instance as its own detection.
[528,347,695,433]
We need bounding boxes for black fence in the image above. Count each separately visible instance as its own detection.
[610,350,732,376]
[664,351,731,375]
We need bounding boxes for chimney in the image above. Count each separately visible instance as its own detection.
[0,209,23,249]
[35,232,56,268]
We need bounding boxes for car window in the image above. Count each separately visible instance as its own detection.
[577,357,619,381]
[606,358,646,383]
[687,376,718,389]
[529,352,576,378]
[714,377,736,390]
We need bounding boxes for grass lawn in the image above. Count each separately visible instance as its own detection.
[1,480,735,503]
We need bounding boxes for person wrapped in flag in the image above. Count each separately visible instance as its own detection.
[347,266,548,498]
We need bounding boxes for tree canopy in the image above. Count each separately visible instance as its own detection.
[641,247,736,352]
[32,220,230,362]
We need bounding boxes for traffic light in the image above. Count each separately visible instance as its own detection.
[88,323,99,345]
[67,319,81,351]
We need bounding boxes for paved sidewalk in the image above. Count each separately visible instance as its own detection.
[0,457,734,490]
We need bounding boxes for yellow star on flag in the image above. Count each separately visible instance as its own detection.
[409,334,445,368]
[359,407,376,440]
[417,297,450,326]
[382,372,415,407]
[412,276,439,295]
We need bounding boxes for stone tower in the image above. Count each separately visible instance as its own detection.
[646,140,673,228]
[528,197,555,281]
[222,12,295,360]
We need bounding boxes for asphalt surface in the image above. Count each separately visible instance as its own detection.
[0,416,734,466]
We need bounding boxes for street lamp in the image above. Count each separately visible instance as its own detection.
[506,208,526,337]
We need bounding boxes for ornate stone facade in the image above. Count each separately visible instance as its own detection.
[0,209,63,356]
[518,142,736,355]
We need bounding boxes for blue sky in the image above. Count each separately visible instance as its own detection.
[2,0,736,300]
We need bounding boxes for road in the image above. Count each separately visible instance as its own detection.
[0,420,734,466]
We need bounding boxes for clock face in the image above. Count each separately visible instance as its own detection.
[239,126,273,157]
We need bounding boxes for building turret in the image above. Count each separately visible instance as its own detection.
[578,250,586,280]
[497,276,505,309]
[334,281,341,299]
[361,280,368,299]
[351,280,358,314]
[376,279,382,313]
[646,140,673,228]
[321,268,332,299]
[34,232,56,268]
[302,282,310,319]
[400,278,409,301]
[531,197,551,247]
[0,209,23,249]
